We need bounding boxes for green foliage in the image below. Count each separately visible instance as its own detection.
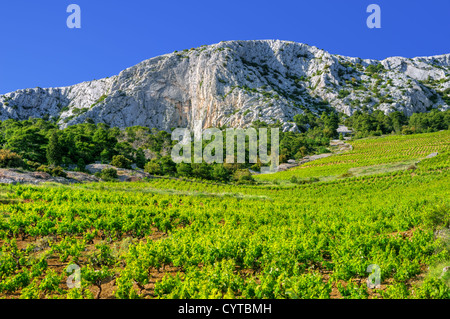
[338,90,350,98]
[91,94,108,108]
[414,278,450,299]
[111,155,132,169]
[345,109,449,138]
[0,131,449,300]
[0,149,24,168]
[176,163,193,177]
[145,156,176,176]
[0,119,174,171]
[36,165,67,177]
[191,162,212,180]
[424,204,450,230]
[211,164,231,182]
[97,168,118,181]
[232,169,254,184]
[134,149,146,169]
[46,131,63,166]
[144,160,162,175]
[50,166,67,178]
[365,63,385,75]
[1,121,50,163]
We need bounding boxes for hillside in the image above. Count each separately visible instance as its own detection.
[256,130,450,182]
[1,40,449,132]
[0,130,449,299]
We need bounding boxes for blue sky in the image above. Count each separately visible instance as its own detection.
[0,0,449,94]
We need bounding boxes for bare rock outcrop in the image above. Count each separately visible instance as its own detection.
[1,40,448,132]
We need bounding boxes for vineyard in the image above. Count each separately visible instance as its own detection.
[0,131,449,299]
[256,130,450,182]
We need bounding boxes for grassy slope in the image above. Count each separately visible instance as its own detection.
[0,130,449,299]
[255,130,450,182]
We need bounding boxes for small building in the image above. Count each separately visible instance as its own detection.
[337,125,353,137]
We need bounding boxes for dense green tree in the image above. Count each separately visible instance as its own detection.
[144,159,162,175]
[192,162,212,180]
[211,164,230,182]
[389,111,407,133]
[46,131,63,166]
[134,149,147,169]
[176,163,193,177]
[4,126,47,163]
[321,111,339,136]
[159,156,176,175]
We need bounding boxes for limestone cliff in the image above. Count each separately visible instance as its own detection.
[1,40,449,132]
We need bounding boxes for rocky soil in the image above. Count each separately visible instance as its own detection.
[0,165,154,185]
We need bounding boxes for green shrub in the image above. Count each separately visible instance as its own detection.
[76,158,86,172]
[111,155,132,169]
[99,168,118,181]
[316,146,330,154]
[91,94,108,108]
[338,90,350,98]
[0,149,24,168]
[25,160,41,171]
[36,165,51,174]
[211,164,230,182]
[145,156,176,176]
[144,160,162,175]
[51,166,67,178]
[366,63,385,74]
[36,165,66,177]
[176,163,192,177]
[233,169,254,184]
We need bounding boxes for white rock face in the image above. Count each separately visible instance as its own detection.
[1,40,449,132]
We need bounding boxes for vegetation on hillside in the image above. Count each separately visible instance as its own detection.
[0,108,448,184]
[0,129,448,299]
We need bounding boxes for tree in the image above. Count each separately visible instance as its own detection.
[159,156,176,175]
[4,126,48,163]
[211,164,230,182]
[389,111,407,133]
[100,148,113,163]
[192,162,211,180]
[134,149,147,169]
[46,131,63,166]
[176,163,192,177]
[76,158,86,172]
[144,160,162,175]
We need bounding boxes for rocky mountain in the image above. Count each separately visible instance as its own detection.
[1,40,449,132]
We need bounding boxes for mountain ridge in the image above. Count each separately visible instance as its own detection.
[1,40,449,132]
